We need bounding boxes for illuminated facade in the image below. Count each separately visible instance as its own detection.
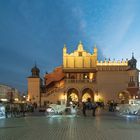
[27,42,139,106]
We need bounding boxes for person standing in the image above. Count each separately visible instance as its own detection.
[5,103,10,118]
[92,102,97,116]
[82,102,86,116]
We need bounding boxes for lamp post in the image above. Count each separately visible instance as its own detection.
[10,91,13,104]
[63,92,66,105]
[39,92,41,107]
[22,94,26,103]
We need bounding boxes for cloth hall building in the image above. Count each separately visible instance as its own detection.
[27,42,139,106]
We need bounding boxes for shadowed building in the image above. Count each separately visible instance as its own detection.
[27,42,139,106]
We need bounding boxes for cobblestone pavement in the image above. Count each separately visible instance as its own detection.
[0,110,140,140]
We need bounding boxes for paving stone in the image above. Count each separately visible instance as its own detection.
[0,111,140,140]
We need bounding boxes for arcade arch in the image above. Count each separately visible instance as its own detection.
[67,88,79,103]
[82,88,94,102]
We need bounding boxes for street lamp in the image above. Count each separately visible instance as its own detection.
[10,91,13,104]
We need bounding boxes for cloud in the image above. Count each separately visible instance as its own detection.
[72,6,87,32]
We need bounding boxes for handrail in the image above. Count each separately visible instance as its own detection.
[42,86,64,97]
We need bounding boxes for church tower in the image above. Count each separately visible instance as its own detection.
[27,64,41,106]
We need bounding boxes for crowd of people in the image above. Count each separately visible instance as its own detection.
[0,98,119,118]
[82,98,98,116]
[4,102,37,118]
[69,98,118,117]
[108,100,118,112]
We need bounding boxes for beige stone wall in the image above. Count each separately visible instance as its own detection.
[28,78,40,105]
[127,69,139,86]
[41,81,96,105]
[41,70,139,104]
[41,89,66,105]
[96,71,129,103]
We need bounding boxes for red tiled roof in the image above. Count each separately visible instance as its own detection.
[45,66,65,86]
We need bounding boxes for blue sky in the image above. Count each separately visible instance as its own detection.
[0,0,140,92]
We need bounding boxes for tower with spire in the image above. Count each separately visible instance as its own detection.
[128,53,137,69]
[31,64,40,77]
[27,64,41,106]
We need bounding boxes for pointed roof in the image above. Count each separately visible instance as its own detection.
[31,64,40,73]
[128,52,137,70]
[129,52,137,63]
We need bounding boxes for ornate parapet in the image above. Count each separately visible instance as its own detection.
[96,59,128,71]
[97,60,128,66]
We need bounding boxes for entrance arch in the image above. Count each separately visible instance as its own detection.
[82,88,94,102]
[67,88,79,103]
[118,90,130,103]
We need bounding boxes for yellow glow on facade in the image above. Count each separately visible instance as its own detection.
[14,98,19,101]
[59,93,66,100]
[89,73,93,80]
[63,42,98,68]
[69,93,78,102]
[82,93,91,102]
[59,93,67,104]
[94,94,103,102]
[27,95,30,101]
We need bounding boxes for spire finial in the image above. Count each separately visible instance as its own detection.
[94,44,97,54]
[35,61,37,67]
[78,41,83,51]
[63,44,67,53]
[132,52,134,58]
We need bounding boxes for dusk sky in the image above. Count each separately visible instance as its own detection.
[0,0,140,93]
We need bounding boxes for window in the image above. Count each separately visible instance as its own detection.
[79,52,82,56]
[70,75,75,79]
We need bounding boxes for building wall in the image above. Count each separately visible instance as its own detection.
[41,89,66,105]
[39,68,139,105]
[28,78,40,105]
[96,71,129,102]
[65,81,95,97]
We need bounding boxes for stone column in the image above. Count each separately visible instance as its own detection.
[78,92,83,107]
